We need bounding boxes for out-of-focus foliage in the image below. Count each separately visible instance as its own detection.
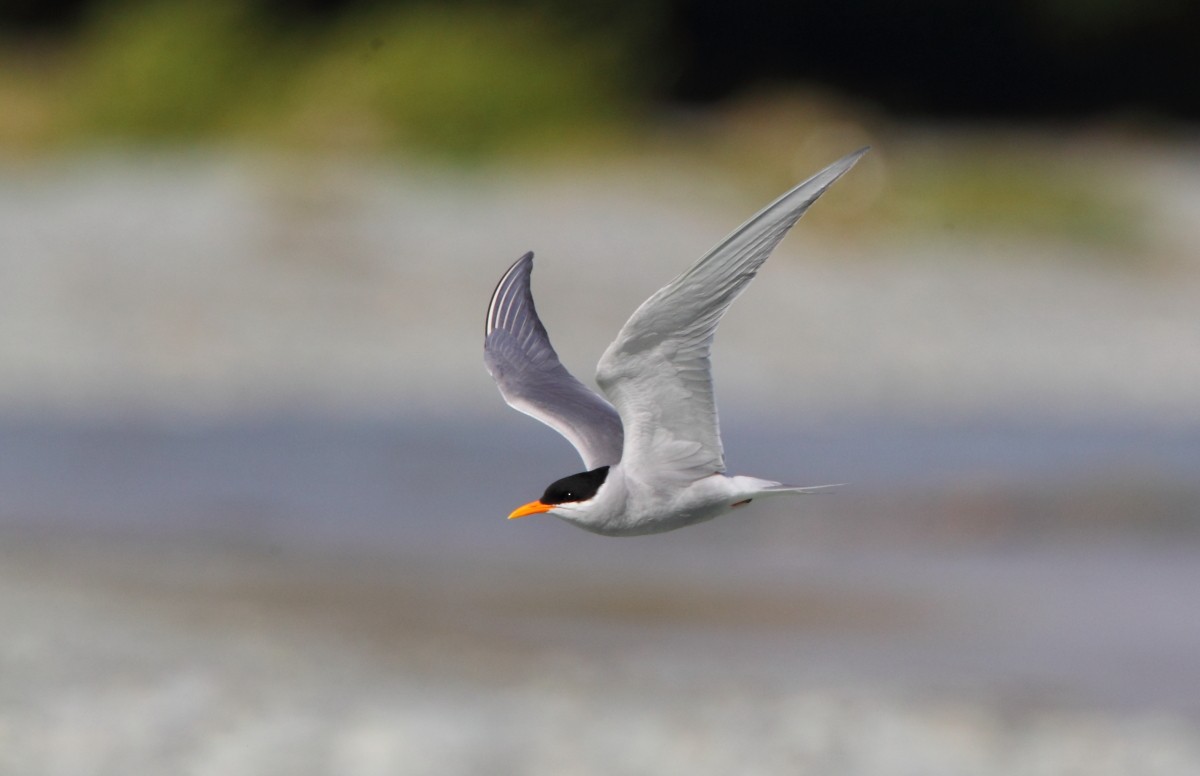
[67,0,269,140]
[665,0,1200,117]
[277,6,635,158]
[639,91,1146,251]
[2,0,1198,119]
[3,0,646,159]
[881,147,1143,251]
[1031,0,1193,37]
[0,0,1171,246]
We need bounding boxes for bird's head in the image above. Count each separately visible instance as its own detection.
[508,465,611,521]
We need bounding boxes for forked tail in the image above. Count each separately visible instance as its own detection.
[761,482,845,495]
[732,475,845,497]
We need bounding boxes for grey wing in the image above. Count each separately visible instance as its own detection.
[484,252,624,470]
[595,149,867,481]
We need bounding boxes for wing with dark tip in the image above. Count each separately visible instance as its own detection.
[596,149,867,481]
[484,252,624,469]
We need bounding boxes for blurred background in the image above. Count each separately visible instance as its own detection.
[1,1,1198,773]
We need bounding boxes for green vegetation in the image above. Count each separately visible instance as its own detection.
[67,1,279,141]
[2,0,641,160]
[881,146,1144,251]
[0,1,1151,249]
[643,93,1146,251]
[279,6,635,158]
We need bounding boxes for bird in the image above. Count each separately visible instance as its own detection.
[484,149,866,536]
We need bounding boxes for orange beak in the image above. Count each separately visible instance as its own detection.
[508,500,554,520]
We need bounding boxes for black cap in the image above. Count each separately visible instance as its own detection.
[541,466,610,505]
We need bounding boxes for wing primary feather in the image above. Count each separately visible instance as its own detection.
[484,252,624,469]
[596,149,867,481]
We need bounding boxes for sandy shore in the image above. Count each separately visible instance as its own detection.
[1,149,1198,423]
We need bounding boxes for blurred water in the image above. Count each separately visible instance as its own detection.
[3,412,1198,714]
[3,413,1197,549]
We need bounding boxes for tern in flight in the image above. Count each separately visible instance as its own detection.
[484,149,866,536]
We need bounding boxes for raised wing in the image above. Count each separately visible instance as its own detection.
[485,252,624,469]
[596,149,867,481]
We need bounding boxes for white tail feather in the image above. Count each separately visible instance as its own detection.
[762,483,845,494]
